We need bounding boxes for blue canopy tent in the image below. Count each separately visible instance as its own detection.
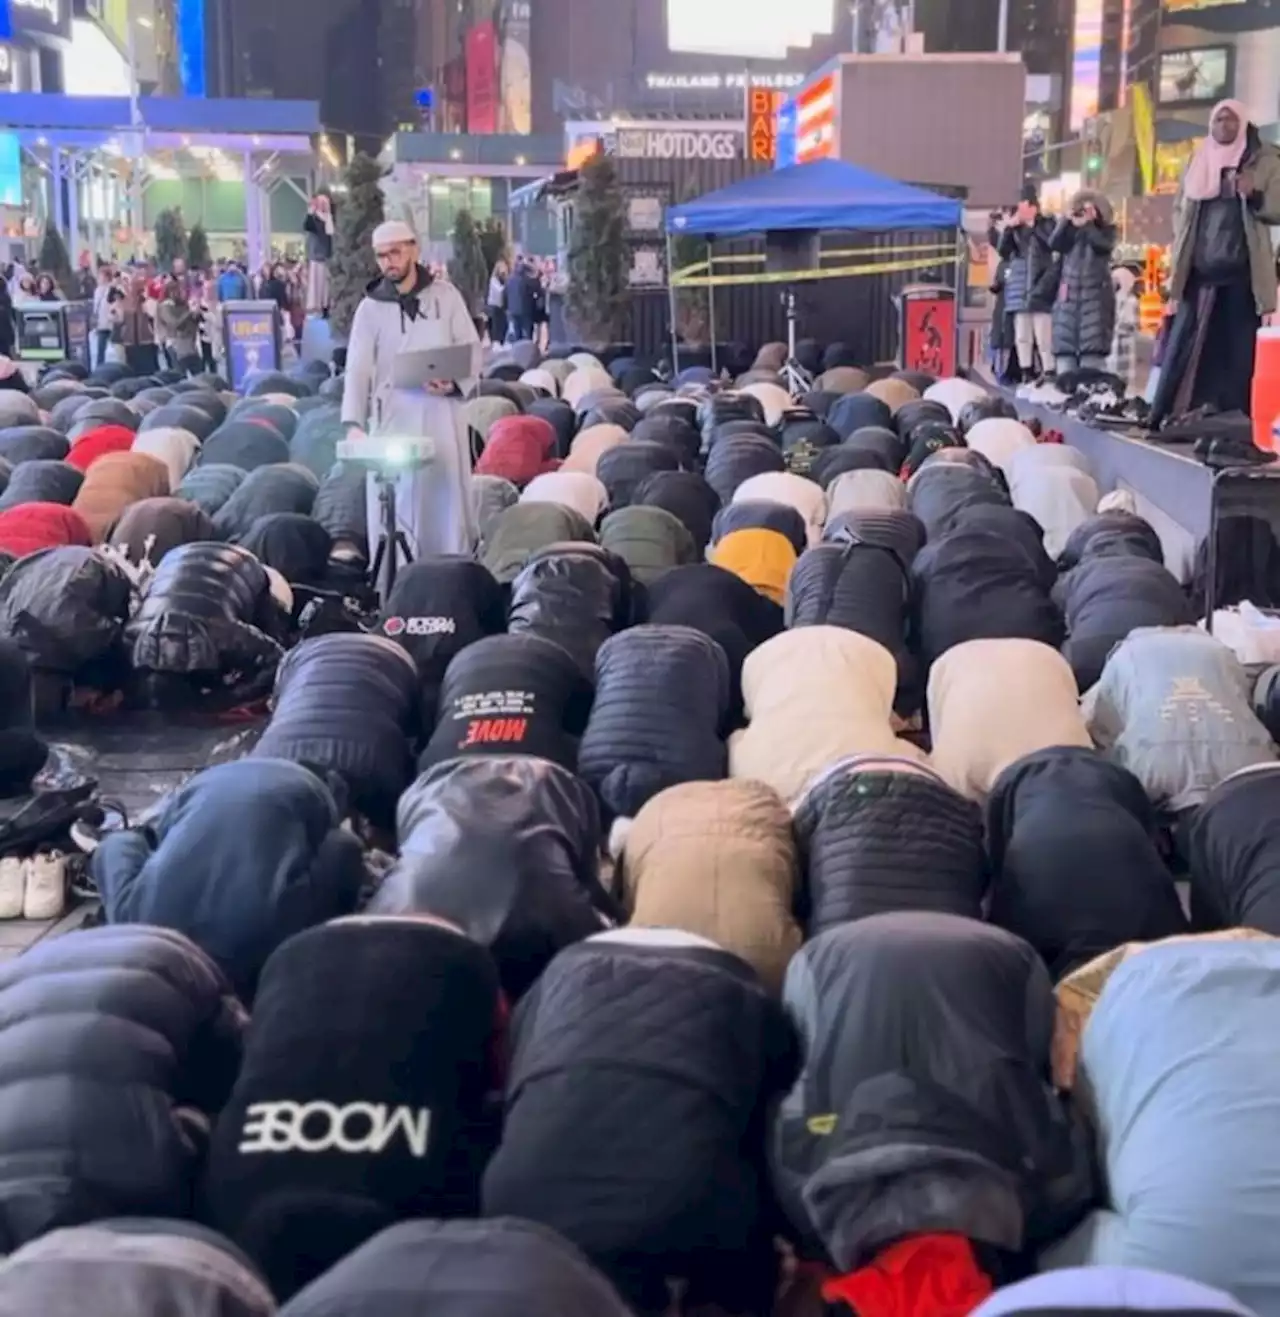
[662,158,965,377]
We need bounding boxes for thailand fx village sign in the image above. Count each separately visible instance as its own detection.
[615,126,741,160]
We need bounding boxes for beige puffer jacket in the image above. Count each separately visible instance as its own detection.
[928,637,1092,801]
[729,626,925,801]
[617,779,802,994]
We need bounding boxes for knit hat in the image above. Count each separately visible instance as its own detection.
[823,1235,992,1317]
[204,917,503,1300]
[372,220,416,249]
[0,639,47,797]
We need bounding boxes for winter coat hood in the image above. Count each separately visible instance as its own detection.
[974,1267,1259,1316]
[618,779,801,993]
[72,450,171,542]
[0,1220,274,1317]
[731,627,925,801]
[0,501,91,558]
[773,912,1092,1271]
[929,638,1092,801]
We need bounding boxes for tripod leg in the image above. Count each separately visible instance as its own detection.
[394,530,414,565]
[369,536,386,587]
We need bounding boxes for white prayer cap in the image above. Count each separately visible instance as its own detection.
[371,220,417,250]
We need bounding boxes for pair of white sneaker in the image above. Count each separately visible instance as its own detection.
[0,853,67,921]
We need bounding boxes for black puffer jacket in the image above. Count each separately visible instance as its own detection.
[0,426,69,466]
[0,926,246,1252]
[420,633,593,773]
[786,542,912,677]
[1188,766,1280,934]
[987,747,1187,978]
[998,215,1057,314]
[632,414,700,468]
[0,546,131,675]
[578,625,730,821]
[127,542,284,681]
[1055,555,1194,692]
[482,931,798,1313]
[595,441,680,510]
[1058,510,1164,570]
[1049,197,1117,360]
[912,529,1064,670]
[645,563,784,723]
[507,543,633,678]
[633,470,720,553]
[309,464,367,551]
[212,465,318,541]
[252,633,420,828]
[370,756,613,999]
[793,761,986,936]
[772,913,1092,1271]
[377,558,506,722]
[199,422,289,471]
[908,463,1010,540]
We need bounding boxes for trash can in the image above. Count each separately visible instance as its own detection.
[896,283,957,380]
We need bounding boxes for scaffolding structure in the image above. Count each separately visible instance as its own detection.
[2,92,322,267]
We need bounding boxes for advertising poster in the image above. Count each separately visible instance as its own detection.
[466,21,498,135]
[1157,47,1231,104]
[63,300,91,367]
[222,302,281,391]
[1070,0,1104,130]
[498,0,531,134]
[902,295,956,379]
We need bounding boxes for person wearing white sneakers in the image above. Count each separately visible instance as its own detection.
[0,639,54,921]
[22,851,66,921]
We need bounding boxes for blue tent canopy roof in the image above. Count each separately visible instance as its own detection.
[666,158,962,237]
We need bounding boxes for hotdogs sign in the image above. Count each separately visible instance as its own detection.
[615,127,741,160]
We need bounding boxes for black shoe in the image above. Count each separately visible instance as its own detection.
[1203,437,1277,469]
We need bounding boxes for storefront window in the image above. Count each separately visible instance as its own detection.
[427,178,496,239]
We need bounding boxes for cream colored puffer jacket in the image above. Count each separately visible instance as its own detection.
[729,626,925,801]
[928,637,1092,801]
[617,779,802,994]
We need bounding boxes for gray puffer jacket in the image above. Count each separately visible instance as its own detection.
[1049,192,1117,360]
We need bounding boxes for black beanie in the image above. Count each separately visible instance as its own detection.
[203,916,504,1300]
[0,639,47,797]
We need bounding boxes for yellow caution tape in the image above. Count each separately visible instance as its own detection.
[672,252,961,289]
[671,243,959,284]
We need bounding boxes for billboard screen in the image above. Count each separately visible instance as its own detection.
[1069,0,1104,130]
[665,0,835,58]
[1158,46,1233,103]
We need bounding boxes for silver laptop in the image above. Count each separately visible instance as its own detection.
[389,344,482,390]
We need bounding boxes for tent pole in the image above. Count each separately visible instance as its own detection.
[953,224,966,375]
[666,230,680,378]
[709,239,718,376]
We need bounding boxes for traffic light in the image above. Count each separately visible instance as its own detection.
[1082,116,1104,184]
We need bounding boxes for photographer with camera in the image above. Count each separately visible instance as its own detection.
[1049,190,1118,377]
[997,187,1058,382]
[341,220,481,565]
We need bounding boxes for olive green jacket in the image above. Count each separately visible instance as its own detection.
[1170,141,1280,316]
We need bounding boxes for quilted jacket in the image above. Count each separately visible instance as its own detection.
[482,930,798,1308]
[1188,764,1280,935]
[618,781,801,994]
[793,757,986,936]
[578,625,730,822]
[598,506,698,587]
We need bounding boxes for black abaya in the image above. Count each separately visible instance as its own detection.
[1151,272,1259,426]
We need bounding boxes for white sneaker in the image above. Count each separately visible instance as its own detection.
[23,853,66,921]
[0,858,25,919]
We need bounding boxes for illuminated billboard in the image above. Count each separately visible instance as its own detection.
[795,73,837,163]
[1069,0,1103,130]
[665,0,835,59]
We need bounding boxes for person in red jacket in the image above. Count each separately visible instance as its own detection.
[475,415,560,488]
[66,424,137,473]
[0,503,92,559]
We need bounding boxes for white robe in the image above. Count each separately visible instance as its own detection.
[340,276,481,563]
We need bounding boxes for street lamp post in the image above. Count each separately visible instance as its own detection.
[125,16,149,258]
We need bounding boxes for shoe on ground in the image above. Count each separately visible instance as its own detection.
[0,857,25,919]
[23,852,66,921]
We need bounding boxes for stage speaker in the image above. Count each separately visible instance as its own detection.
[764,229,820,274]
